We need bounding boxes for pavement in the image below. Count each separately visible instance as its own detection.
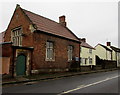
[2,69,119,94]
[2,68,118,86]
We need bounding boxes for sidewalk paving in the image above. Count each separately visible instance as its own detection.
[2,68,118,86]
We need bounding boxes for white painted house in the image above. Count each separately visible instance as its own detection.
[95,44,112,61]
[106,42,120,67]
[80,38,95,66]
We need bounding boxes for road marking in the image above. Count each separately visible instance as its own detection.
[58,75,120,95]
[77,85,85,88]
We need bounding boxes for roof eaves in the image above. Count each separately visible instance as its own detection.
[81,45,95,49]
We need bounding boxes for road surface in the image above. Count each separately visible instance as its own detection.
[2,70,120,95]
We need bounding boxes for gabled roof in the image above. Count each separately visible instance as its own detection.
[0,32,5,43]
[21,8,79,42]
[110,46,120,52]
[97,44,112,52]
[80,40,94,49]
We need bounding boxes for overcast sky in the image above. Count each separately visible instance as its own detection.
[0,0,119,47]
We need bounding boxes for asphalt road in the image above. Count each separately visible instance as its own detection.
[2,70,120,95]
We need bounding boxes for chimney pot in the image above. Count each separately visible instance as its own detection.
[81,38,86,42]
[107,42,111,46]
[59,15,66,27]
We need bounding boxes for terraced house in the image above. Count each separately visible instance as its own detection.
[95,43,112,61]
[80,38,95,66]
[1,4,80,76]
[106,42,120,67]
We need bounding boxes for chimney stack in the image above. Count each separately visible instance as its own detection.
[106,42,111,46]
[59,15,66,27]
[81,38,86,42]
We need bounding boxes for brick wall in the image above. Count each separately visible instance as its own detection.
[3,6,80,74]
[32,32,80,71]
[0,43,12,57]
[4,7,33,47]
[101,60,117,69]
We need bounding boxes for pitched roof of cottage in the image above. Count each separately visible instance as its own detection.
[110,46,120,52]
[97,44,112,51]
[0,32,5,43]
[80,40,94,49]
[21,8,79,42]
[81,42,94,49]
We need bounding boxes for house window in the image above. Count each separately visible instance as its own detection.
[89,49,92,54]
[89,58,92,64]
[68,45,73,61]
[12,27,22,46]
[81,58,87,64]
[46,41,54,60]
[80,58,83,64]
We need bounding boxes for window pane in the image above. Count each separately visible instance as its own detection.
[46,42,49,48]
[14,37,16,45]
[12,28,22,46]
[47,49,50,59]
[89,58,92,64]
[49,49,53,59]
[50,42,53,48]
[19,36,22,45]
[82,58,85,64]
[46,42,54,60]
[20,29,22,35]
[68,45,73,61]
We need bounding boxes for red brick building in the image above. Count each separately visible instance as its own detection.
[2,4,80,76]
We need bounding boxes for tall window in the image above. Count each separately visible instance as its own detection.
[46,41,54,60]
[12,28,22,46]
[89,58,92,64]
[81,58,87,64]
[68,45,73,61]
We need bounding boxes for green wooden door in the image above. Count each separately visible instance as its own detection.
[16,55,26,76]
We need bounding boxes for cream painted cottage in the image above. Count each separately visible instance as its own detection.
[80,38,95,66]
[95,43,112,61]
[106,42,120,67]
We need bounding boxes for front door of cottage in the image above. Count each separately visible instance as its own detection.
[16,54,26,76]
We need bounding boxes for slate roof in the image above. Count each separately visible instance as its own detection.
[0,32,5,43]
[22,8,79,42]
[80,40,94,49]
[110,46,120,52]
